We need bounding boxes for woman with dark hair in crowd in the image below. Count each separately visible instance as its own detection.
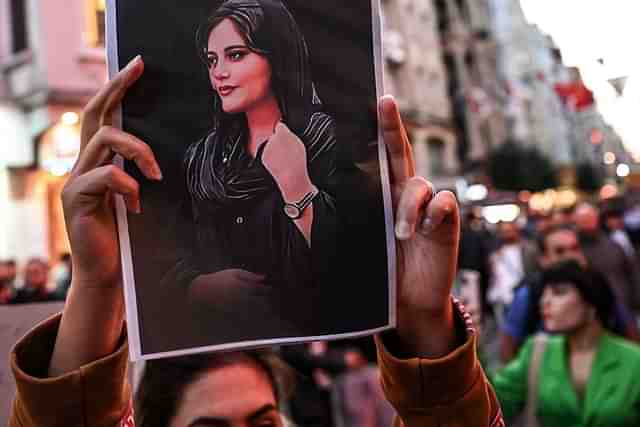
[135,350,293,426]
[8,52,504,426]
[161,0,338,337]
[492,260,640,426]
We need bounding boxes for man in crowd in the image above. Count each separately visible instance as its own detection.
[487,220,538,324]
[574,202,640,313]
[500,225,639,363]
[9,258,55,304]
[602,205,637,259]
[458,209,492,315]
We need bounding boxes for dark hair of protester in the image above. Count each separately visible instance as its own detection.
[535,224,576,253]
[540,260,616,329]
[191,0,322,203]
[135,349,294,426]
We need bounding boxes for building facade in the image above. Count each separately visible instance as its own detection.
[381,0,506,187]
[489,0,572,164]
[0,0,107,264]
[381,0,458,188]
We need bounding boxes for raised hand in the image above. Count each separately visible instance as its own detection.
[381,95,461,358]
[261,122,313,203]
[50,55,162,376]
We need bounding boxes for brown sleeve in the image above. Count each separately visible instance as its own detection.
[375,299,504,427]
[8,313,132,427]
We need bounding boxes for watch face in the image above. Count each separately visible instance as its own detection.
[284,204,301,219]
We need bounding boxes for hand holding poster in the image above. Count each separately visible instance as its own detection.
[105,0,395,359]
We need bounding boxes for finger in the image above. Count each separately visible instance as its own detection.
[380,95,414,183]
[81,55,144,149]
[67,164,141,214]
[421,191,459,234]
[394,177,434,240]
[233,270,266,283]
[72,126,162,181]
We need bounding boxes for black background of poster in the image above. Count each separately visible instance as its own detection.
[115,0,389,354]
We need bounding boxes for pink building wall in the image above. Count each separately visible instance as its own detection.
[40,0,107,97]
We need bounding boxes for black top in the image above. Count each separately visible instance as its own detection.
[162,112,338,342]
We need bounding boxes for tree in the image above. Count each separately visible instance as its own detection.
[487,142,558,192]
[575,162,604,194]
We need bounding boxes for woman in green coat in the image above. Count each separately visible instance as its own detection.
[492,260,640,426]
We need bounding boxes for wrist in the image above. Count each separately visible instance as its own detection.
[280,176,315,203]
[395,298,457,358]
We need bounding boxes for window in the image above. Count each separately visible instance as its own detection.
[85,0,106,47]
[427,137,446,175]
[10,0,28,53]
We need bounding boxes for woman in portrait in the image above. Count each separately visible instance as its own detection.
[162,0,338,340]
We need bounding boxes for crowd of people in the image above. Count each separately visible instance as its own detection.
[5,190,640,425]
[458,194,640,425]
[0,254,71,304]
[5,194,640,425]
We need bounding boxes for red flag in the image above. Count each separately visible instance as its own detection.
[554,81,595,111]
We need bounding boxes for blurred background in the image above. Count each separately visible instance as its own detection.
[2,0,640,424]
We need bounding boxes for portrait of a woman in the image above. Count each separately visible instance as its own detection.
[161,0,339,343]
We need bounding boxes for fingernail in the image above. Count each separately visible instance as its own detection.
[381,94,395,109]
[395,220,411,240]
[123,55,142,72]
[134,198,142,214]
[152,165,163,181]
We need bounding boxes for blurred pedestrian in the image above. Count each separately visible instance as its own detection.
[487,221,538,325]
[52,252,72,301]
[280,341,356,426]
[0,259,17,304]
[9,258,55,304]
[492,260,640,426]
[499,226,638,363]
[459,209,492,315]
[602,205,637,259]
[332,363,395,427]
[574,202,640,313]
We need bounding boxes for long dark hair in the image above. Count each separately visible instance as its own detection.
[188,0,321,203]
[135,350,293,426]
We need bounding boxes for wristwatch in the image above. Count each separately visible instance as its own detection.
[283,187,318,219]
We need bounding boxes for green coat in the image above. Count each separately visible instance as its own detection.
[492,333,640,426]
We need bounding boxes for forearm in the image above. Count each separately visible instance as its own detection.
[49,280,125,376]
[376,299,503,427]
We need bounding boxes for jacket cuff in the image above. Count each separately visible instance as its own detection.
[10,313,131,426]
[375,297,480,411]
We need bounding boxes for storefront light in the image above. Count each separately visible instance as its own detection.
[604,152,616,165]
[481,204,520,224]
[466,184,488,202]
[617,163,630,177]
[61,112,79,126]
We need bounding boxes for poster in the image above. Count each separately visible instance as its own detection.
[106,0,395,360]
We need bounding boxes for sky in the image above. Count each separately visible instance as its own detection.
[519,0,640,161]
